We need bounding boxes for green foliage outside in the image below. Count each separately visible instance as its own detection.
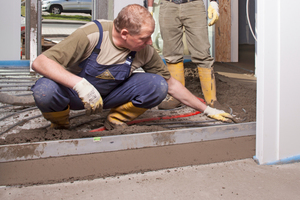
[21,6,91,22]
[42,14,91,21]
[21,5,25,16]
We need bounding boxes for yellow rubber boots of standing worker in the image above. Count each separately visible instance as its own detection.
[158,62,218,108]
[197,0,218,108]
[42,105,70,129]
[158,62,185,109]
[104,102,148,130]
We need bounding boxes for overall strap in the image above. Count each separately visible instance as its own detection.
[92,20,103,54]
[128,51,136,58]
[125,51,137,66]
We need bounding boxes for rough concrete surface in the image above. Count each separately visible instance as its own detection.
[1,158,300,200]
[0,60,257,145]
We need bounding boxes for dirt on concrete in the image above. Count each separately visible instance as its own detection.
[0,61,256,146]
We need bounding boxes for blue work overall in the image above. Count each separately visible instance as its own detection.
[31,20,168,113]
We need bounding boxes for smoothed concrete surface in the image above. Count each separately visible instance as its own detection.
[1,158,300,200]
[0,136,255,186]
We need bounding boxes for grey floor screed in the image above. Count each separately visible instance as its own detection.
[0,122,255,163]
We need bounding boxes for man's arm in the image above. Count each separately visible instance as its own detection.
[166,76,207,112]
[32,54,82,88]
[32,54,103,115]
[166,77,233,122]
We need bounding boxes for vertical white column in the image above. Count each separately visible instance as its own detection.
[30,0,38,69]
[231,0,238,62]
[92,0,111,20]
[255,0,300,164]
[206,0,215,57]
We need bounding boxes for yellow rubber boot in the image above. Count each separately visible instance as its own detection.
[42,106,70,129]
[158,62,185,110]
[104,102,147,130]
[198,67,217,107]
[167,62,185,86]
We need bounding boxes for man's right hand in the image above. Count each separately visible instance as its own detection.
[204,106,233,122]
[73,78,103,115]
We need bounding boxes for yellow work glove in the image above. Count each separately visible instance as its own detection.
[208,1,219,26]
[148,6,153,15]
[204,106,233,123]
[73,78,103,116]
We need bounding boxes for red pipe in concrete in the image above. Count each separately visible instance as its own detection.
[90,98,205,132]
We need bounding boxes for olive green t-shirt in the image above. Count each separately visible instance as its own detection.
[43,20,171,79]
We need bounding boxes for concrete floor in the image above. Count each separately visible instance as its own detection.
[1,158,300,200]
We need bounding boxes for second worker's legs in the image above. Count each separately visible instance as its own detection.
[182,1,217,107]
[159,1,186,109]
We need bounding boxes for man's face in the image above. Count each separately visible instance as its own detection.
[125,24,154,51]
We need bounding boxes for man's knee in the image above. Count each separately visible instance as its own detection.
[154,75,168,102]
[134,74,168,108]
[31,78,65,112]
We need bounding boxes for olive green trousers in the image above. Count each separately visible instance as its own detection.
[159,0,214,69]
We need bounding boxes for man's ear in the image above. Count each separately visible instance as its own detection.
[120,29,129,41]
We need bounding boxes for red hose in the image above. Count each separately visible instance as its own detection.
[90,97,205,132]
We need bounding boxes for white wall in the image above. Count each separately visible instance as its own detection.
[0,0,21,60]
[255,0,300,164]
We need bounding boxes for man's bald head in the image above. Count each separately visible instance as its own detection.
[114,4,154,36]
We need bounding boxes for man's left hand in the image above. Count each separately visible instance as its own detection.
[208,1,219,26]
[73,78,103,116]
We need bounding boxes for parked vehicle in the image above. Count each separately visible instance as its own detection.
[21,15,25,34]
[42,0,91,14]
